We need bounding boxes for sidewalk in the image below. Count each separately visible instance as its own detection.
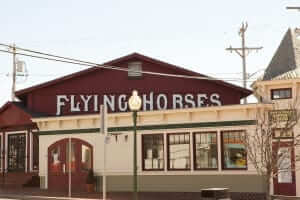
[0,188,201,200]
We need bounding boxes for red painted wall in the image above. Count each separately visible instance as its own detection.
[0,103,33,128]
[19,56,248,116]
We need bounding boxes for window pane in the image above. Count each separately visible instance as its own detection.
[278,147,292,183]
[8,134,26,171]
[143,135,164,170]
[81,144,92,171]
[168,133,190,170]
[50,146,62,173]
[195,132,218,169]
[272,88,291,100]
[222,131,247,169]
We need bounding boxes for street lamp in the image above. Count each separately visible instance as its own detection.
[128,90,142,200]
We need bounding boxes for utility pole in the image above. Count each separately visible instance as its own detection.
[10,44,17,101]
[226,22,263,104]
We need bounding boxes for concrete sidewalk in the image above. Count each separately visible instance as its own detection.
[0,188,202,200]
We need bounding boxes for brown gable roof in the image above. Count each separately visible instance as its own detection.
[15,52,252,99]
[263,29,300,80]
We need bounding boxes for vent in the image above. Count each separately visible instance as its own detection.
[128,62,142,77]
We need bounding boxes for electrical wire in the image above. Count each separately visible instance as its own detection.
[0,43,263,83]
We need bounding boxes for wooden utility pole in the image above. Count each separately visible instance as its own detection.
[11,44,17,101]
[226,22,263,104]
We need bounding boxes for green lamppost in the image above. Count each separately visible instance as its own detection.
[128,90,142,200]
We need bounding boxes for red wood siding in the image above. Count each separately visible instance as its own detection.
[0,103,33,129]
[24,58,246,116]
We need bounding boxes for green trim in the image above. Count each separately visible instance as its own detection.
[38,120,256,136]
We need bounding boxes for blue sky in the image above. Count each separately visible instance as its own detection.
[0,0,299,105]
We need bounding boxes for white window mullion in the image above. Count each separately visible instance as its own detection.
[190,132,194,171]
[25,132,28,173]
[30,131,33,172]
[164,132,167,172]
[217,130,222,171]
[0,132,2,172]
[5,133,8,172]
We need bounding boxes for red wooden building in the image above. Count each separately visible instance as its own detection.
[0,53,253,191]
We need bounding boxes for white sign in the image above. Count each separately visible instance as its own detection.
[56,92,222,115]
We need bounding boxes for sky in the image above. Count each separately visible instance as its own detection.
[0,0,300,106]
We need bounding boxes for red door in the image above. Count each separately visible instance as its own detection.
[273,142,296,196]
[48,138,93,192]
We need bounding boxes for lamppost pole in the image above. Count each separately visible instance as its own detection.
[133,110,138,200]
[128,90,142,200]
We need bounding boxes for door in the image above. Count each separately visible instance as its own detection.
[273,142,296,196]
[8,134,26,171]
[48,138,93,192]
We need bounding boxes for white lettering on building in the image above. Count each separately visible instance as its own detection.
[80,95,92,112]
[70,95,80,112]
[210,93,221,106]
[197,94,208,107]
[104,95,115,112]
[157,94,167,110]
[56,95,69,115]
[173,94,183,109]
[143,92,154,111]
[185,94,195,108]
[118,95,128,111]
[55,93,223,115]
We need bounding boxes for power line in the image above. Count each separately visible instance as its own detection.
[0,43,260,85]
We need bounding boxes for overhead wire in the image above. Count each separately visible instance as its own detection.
[0,43,263,83]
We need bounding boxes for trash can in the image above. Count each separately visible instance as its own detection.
[201,188,231,200]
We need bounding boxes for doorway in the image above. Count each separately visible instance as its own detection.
[48,138,93,191]
[273,143,296,196]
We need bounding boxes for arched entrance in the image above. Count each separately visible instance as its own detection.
[48,138,93,191]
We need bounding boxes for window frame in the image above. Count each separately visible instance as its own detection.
[272,128,294,139]
[7,133,26,172]
[271,88,292,100]
[221,130,247,170]
[167,132,191,171]
[142,134,164,171]
[193,131,218,170]
[128,61,142,79]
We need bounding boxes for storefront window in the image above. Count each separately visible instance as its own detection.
[8,134,26,171]
[222,131,247,169]
[81,144,92,171]
[194,132,217,169]
[168,133,190,170]
[142,134,164,170]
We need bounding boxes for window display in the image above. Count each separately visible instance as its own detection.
[142,134,164,170]
[168,133,190,170]
[81,144,92,171]
[222,131,247,169]
[194,132,217,169]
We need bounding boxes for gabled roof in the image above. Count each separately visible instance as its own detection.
[263,28,300,80]
[15,52,251,98]
[0,101,39,130]
[0,101,46,118]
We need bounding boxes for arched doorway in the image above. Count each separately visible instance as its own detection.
[48,138,93,191]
